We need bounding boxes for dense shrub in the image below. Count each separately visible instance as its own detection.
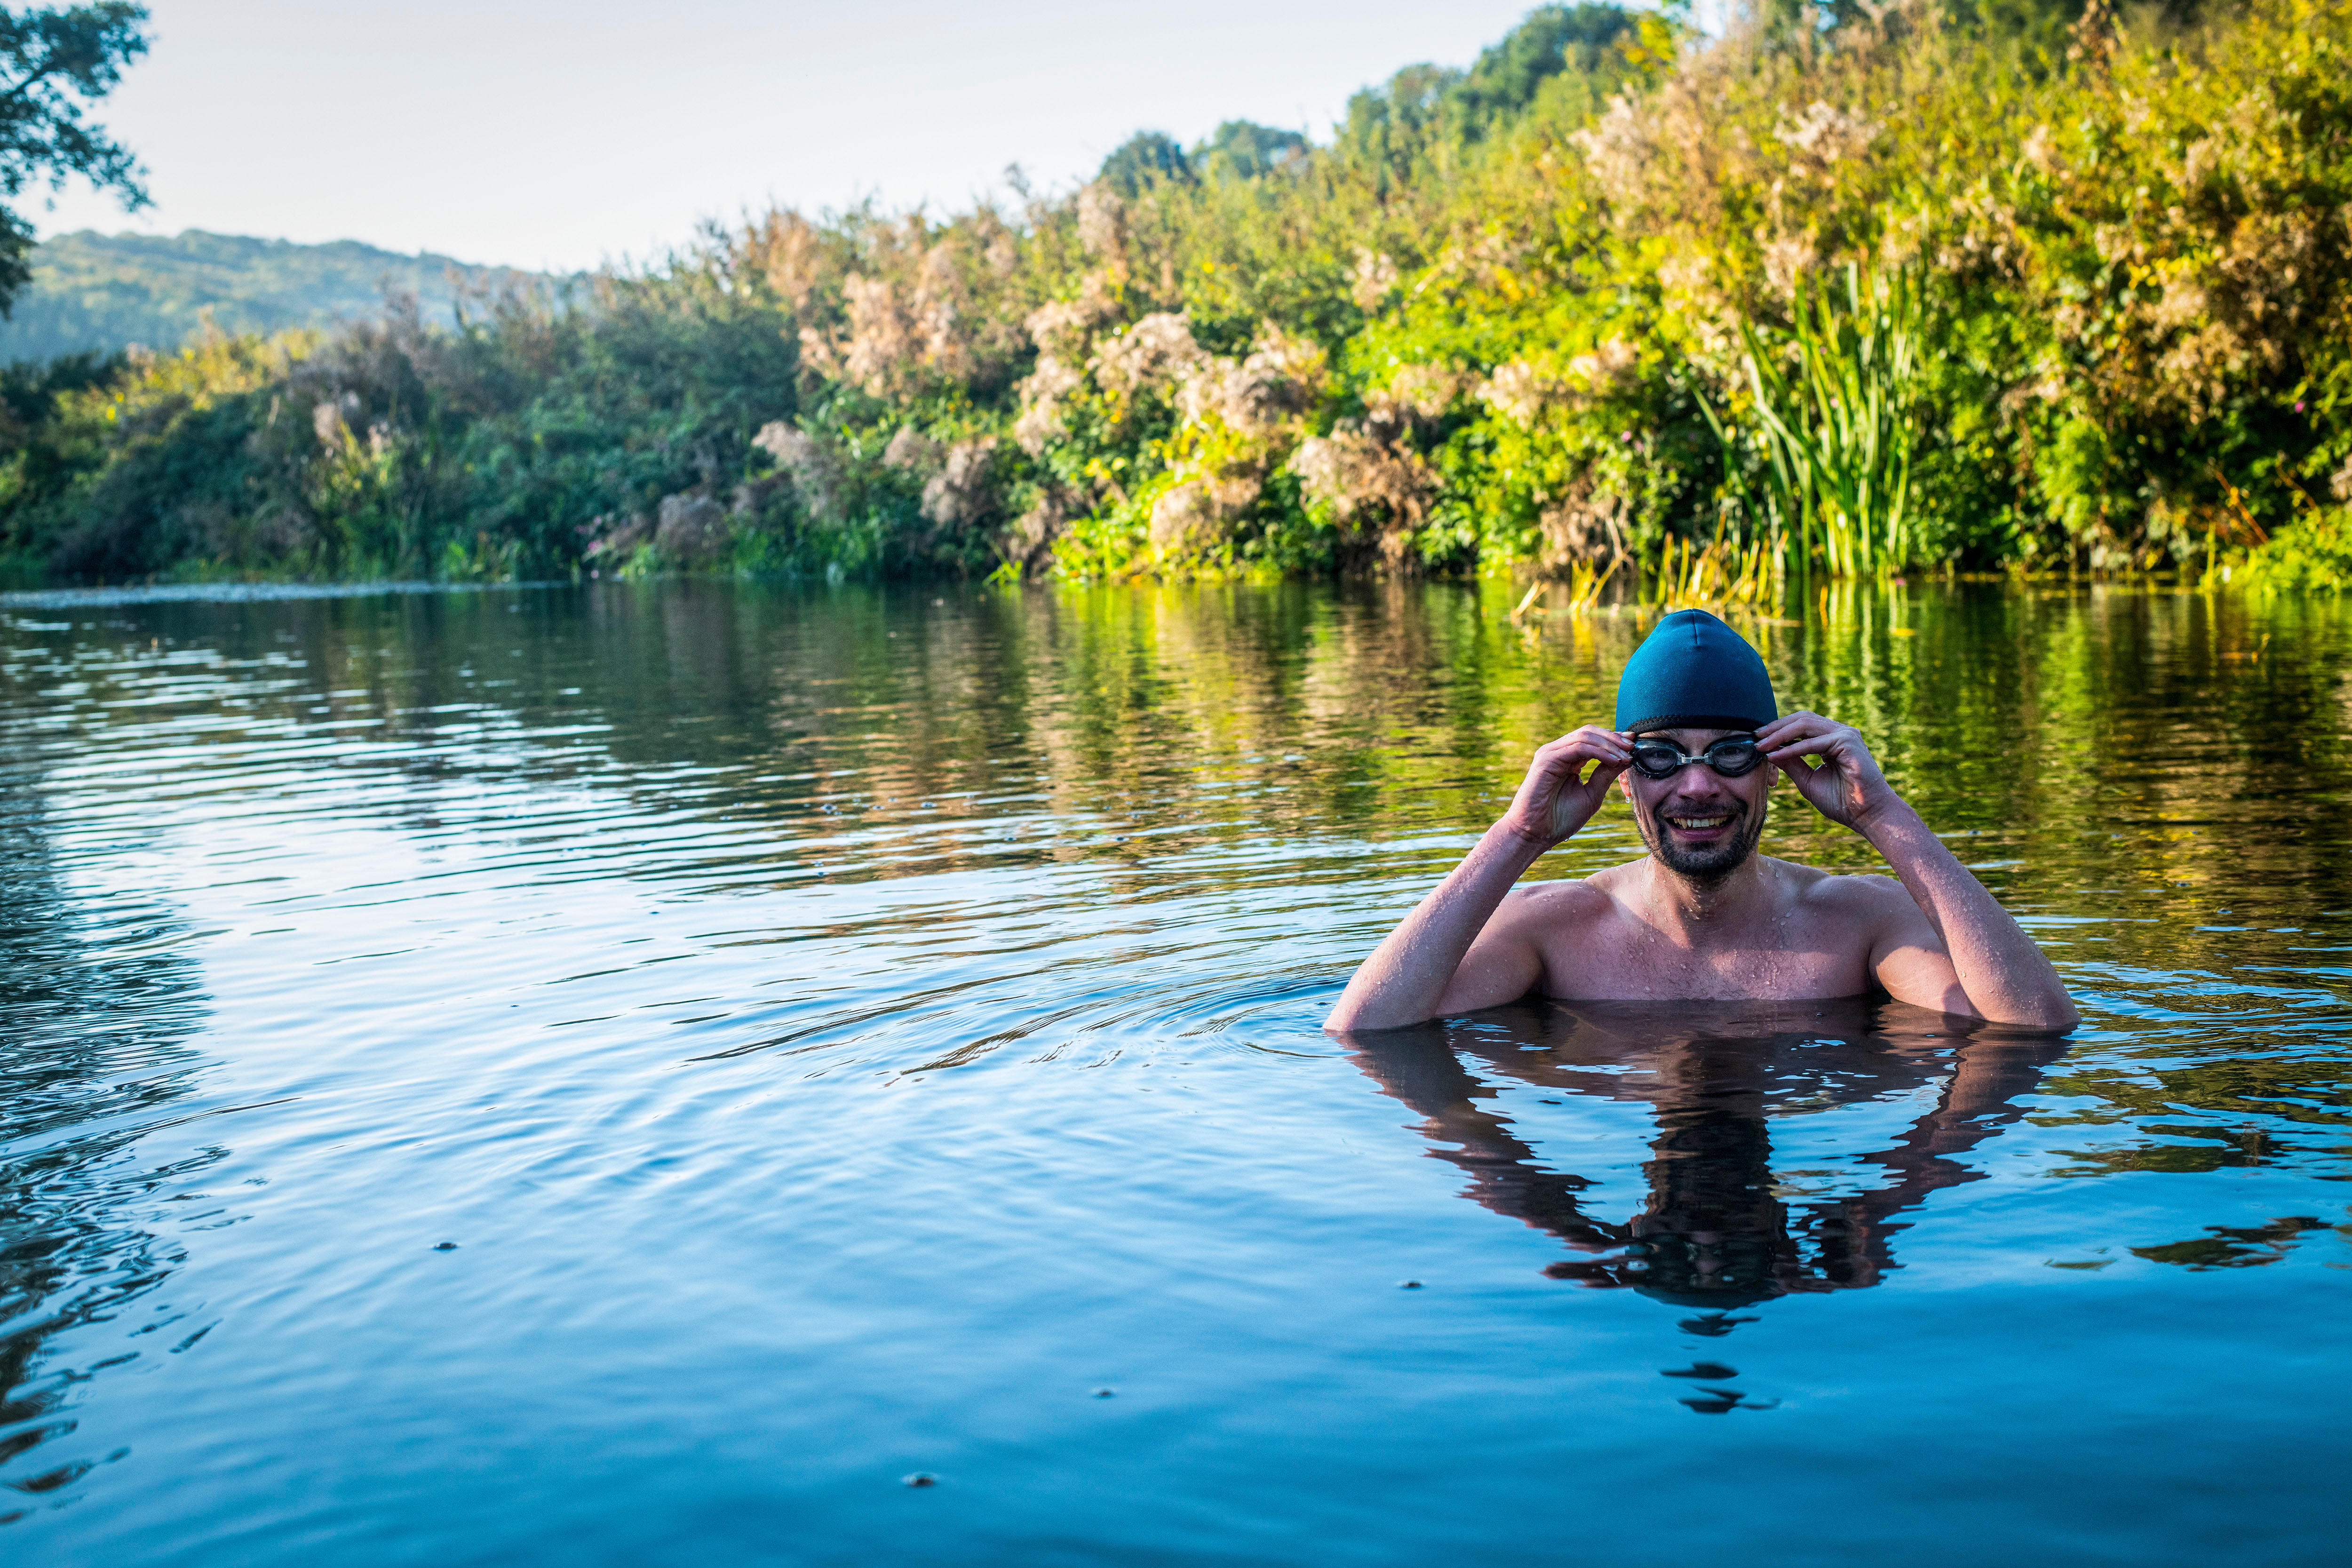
[0,270,800,581]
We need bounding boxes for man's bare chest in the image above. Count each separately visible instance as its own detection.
[1533,916,1877,1003]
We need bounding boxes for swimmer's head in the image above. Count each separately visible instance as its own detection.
[1613,611,1779,883]
[1613,610,1777,736]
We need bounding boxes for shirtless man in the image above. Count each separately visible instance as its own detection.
[1326,609,2079,1032]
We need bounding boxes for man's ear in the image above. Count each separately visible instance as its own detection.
[1617,771,1633,802]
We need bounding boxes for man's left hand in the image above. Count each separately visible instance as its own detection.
[1756,711,1902,833]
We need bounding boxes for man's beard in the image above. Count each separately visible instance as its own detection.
[1638,798,1766,885]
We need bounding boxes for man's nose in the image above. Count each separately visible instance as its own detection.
[1666,775,1732,805]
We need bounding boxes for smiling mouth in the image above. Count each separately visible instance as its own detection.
[1663,813,1732,830]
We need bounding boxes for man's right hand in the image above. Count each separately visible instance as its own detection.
[1501,726,1632,849]
[1327,723,1629,1032]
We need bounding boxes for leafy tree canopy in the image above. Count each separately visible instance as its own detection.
[0,2,150,313]
[1100,120,1316,194]
[1099,7,1637,198]
[1192,119,1310,181]
[1099,130,1192,195]
[1334,4,1645,184]
[1451,1,1639,129]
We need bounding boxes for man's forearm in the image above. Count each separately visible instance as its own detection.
[1860,801,2079,1028]
[1324,822,1548,1031]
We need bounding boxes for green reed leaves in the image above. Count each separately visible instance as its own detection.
[1703,264,1924,579]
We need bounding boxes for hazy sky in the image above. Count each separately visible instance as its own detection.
[32,0,1559,271]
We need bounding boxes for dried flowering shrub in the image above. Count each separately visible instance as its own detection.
[1971,3,2352,567]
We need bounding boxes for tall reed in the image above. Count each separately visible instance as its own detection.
[1702,263,1924,578]
[1508,554,1622,622]
[1644,524,1780,613]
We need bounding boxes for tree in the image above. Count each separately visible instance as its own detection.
[1334,4,1645,186]
[1452,2,1638,134]
[0,3,150,315]
[1191,120,1309,181]
[1099,130,1192,196]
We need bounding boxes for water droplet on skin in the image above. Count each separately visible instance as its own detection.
[902,1472,938,1488]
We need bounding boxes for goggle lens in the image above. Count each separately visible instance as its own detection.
[1630,738,1764,778]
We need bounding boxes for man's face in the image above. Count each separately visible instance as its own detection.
[1618,726,1774,883]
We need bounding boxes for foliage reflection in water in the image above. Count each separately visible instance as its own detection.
[0,576,2344,1564]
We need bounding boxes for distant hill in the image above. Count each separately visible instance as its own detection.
[0,230,558,363]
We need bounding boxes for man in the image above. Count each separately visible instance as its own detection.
[1325,609,2078,1032]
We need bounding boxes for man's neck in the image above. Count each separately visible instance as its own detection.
[1634,853,1774,939]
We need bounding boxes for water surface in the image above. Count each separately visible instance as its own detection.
[2,578,2346,1564]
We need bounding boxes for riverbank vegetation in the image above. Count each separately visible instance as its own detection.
[2,0,2349,590]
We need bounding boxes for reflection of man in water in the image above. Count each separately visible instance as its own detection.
[1349,998,2069,1308]
[1327,610,2077,1032]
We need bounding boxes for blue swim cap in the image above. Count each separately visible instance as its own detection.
[1613,609,1778,734]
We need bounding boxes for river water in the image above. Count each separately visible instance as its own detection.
[1,578,2346,1564]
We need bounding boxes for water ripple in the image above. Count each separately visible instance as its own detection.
[0,580,2345,1564]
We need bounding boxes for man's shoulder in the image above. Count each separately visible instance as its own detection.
[1771,858,1913,913]
[1501,869,1623,924]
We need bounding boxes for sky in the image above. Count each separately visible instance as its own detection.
[31,0,1565,272]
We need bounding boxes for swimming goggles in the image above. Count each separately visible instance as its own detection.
[1628,735,1766,779]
